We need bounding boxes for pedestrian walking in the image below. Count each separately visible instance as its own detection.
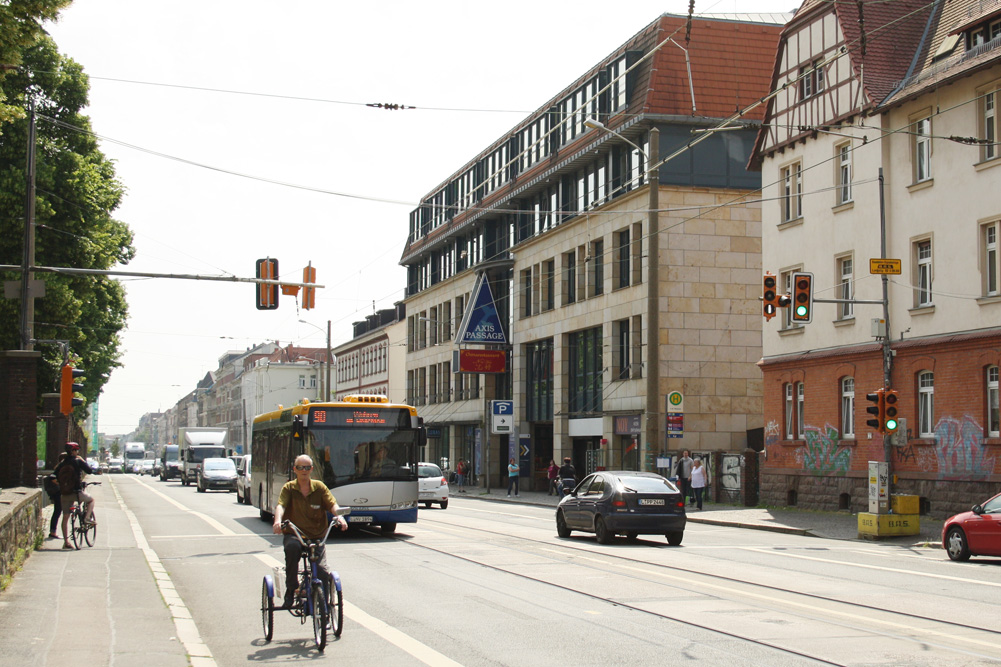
[456,459,466,493]
[507,457,520,497]
[547,459,559,496]
[690,457,709,511]
[675,450,694,505]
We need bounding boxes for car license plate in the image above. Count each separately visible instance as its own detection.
[348,515,372,523]
[419,492,433,498]
[639,499,665,506]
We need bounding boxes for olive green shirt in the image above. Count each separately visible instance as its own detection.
[277,478,336,539]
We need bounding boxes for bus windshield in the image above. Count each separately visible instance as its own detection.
[307,427,417,487]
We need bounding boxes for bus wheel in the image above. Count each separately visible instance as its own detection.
[381,523,397,535]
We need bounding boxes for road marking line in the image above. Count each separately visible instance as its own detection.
[741,547,1001,587]
[132,477,235,535]
[254,553,461,665]
[110,478,216,665]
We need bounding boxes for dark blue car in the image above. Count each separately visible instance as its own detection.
[556,471,687,545]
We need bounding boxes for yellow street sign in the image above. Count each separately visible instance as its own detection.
[869,258,901,275]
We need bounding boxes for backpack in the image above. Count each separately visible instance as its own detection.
[43,473,60,497]
[57,461,78,495]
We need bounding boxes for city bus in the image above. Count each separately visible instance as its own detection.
[251,395,424,534]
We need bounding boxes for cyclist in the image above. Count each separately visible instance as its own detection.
[557,457,577,497]
[272,454,347,608]
[54,442,95,550]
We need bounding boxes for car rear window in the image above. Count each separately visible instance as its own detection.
[204,459,236,471]
[418,464,443,477]
[615,475,678,493]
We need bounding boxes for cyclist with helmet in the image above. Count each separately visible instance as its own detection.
[54,442,95,550]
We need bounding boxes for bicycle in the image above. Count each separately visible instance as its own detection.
[261,510,348,651]
[68,481,100,550]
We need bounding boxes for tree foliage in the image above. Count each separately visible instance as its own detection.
[0,34,135,410]
[0,0,72,129]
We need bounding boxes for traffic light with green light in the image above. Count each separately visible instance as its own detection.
[791,271,814,323]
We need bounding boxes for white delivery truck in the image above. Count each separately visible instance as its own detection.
[178,427,229,486]
[123,442,146,473]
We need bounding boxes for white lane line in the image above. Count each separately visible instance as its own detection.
[111,479,216,666]
[131,477,235,535]
[741,547,1001,587]
[253,553,462,666]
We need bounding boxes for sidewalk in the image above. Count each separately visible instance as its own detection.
[453,486,944,548]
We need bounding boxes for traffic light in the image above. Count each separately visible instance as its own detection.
[302,264,316,310]
[791,271,814,323]
[256,258,279,310]
[762,272,778,320]
[865,388,885,432]
[60,363,84,415]
[883,389,900,433]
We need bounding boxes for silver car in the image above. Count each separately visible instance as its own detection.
[196,457,238,493]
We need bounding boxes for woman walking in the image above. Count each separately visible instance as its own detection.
[690,457,709,511]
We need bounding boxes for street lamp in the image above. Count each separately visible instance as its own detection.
[299,319,333,402]
[585,117,662,469]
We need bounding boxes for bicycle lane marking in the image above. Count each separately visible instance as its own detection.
[130,475,235,535]
[111,478,217,667]
[254,553,463,667]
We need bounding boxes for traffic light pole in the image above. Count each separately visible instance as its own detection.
[878,168,894,494]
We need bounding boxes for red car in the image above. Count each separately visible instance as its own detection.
[942,492,1001,561]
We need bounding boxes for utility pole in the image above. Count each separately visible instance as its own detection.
[19,99,36,351]
[645,128,661,470]
[878,168,894,489]
[326,319,332,402]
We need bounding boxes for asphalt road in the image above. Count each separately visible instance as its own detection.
[3,474,1000,666]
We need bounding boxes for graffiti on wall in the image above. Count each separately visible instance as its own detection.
[802,424,851,476]
[934,415,996,481]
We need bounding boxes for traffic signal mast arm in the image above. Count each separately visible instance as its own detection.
[0,264,324,289]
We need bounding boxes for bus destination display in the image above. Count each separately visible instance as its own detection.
[310,407,410,428]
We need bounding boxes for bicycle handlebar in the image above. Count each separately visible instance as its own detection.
[281,508,351,546]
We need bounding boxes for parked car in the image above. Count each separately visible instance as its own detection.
[235,455,252,505]
[197,457,238,493]
[140,459,155,476]
[556,471,687,545]
[942,492,1001,561]
[417,462,449,509]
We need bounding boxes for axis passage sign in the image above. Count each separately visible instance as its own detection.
[456,274,508,344]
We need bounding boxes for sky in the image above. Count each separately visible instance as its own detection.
[43,0,797,435]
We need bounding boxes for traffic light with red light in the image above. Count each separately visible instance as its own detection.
[865,388,885,432]
[60,363,84,415]
[883,389,900,433]
[791,271,814,323]
[762,272,778,320]
[302,264,316,310]
[256,258,279,310]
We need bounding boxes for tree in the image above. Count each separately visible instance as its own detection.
[0,34,135,408]
[0,0,72,130]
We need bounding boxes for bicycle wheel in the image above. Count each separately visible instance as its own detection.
[261,578,274,641]
[84,517,97,547]
[311,583,327,651]
[70,509,82,550]
[329,581,344,637]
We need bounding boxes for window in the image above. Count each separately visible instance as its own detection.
[796,382,805,439]
[526,339,554,422]
[799,59,825,100]
[916,240,933,306]
[614,319,630,380]
[913,116,932,182]
[838,256,854,319]
[521,268,533,318]
[989,366,1000,438]
[543,260,555,311]
[780,270,798,329]
[841,377,855,438]
[784,383,794,439]
[615,228,631,289]
[983,89,998,162]
[781,162,803,222]
[568,327,603,415]
[836,143,852,204]
[918,371,935,437]
[984,221,999,296]
[564,251,577,305]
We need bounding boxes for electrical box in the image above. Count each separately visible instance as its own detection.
[871,318,886,338]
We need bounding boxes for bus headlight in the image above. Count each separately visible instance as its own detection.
[391,500,417,510]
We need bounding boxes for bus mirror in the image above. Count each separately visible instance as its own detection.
[418,427,427,450]
[292,416,304,441]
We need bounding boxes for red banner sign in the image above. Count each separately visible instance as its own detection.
[454,349,507,373]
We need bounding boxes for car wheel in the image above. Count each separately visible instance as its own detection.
[440,499,448,510]
[945,526,971,561]
[625,531,639,542]
[595,516,613,544]
[556,510,571,538]
[666,531,684,546]
[423,501,431,509]
[236,489,243,503]
[197,479,205,493]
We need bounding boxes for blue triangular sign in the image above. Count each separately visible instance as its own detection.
[458,274,508,344]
